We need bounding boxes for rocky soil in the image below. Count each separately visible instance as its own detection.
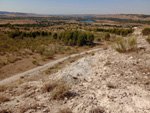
[0,29,150,113]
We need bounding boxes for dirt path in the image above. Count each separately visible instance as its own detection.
[0,48,101,86]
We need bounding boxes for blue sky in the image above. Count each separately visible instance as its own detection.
[0,0,150,14]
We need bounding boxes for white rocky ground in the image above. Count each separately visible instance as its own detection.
[0,29,150,113]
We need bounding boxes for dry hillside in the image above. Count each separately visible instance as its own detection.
[0,29,150,113]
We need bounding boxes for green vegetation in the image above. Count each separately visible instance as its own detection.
[59,31,94,46]
[113,37,137,53]
[32,60,40,66]
[104,33,110,40]
[94,28,133,36]
[142,28,150,36]
[45,68,51,74]
[8,31,51,39]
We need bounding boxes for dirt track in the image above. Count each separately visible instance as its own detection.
[0,48,101,86]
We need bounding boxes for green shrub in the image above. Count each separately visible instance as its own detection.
[53,33,58,39]
[32,60,40,66]
[45,68,51,74]
[97,38,101,42]
[43,50,54,59]
[113,37,137,52]
[7,58,17,63]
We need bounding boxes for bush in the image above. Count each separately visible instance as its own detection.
[43,50,54,59]
[113,37,137,53]
[97,38,101,42]
[57,108,73,113]
[142,28,150,36]
[146,35,150,43]
[104,33,110,41]
[32,60,40,66]
[43,82,57,93]
[53,33,58,39]
[0,95,10,104]
[50,81,70,100]
[45,68,51,74]
[89,107,105,113]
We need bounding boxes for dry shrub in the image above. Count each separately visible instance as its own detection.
[107,82,117,89]
[146,35,150,44]
[50,81,71,100]
[0,109,12,113]
[19,104,40,113]
[113,37,137,53]
[42,82,57,93]
[0,85,7,92]
[0,95,10,104]
[89,107,105,113]
[57,108,73,113]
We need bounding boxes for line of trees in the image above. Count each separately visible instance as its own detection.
[7,30,94,46]
[54,31,95,46]
[94,28,134,36]
[8,31,52,39]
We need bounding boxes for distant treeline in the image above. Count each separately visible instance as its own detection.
[96,17,150,24]
[94,28,134,36]
[8,31,51,39]
[0,22,65,28]
[54,31,94,46]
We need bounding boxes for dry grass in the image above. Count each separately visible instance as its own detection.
[0,95,10,104]
[0,85,7,92]
[32,60,41,66]
[57,108,73,113]
[89,107,105,113]
[19,104,40,113]
[146,35,150,44]
[50,81,71,100]
[45,68,51,74]
[42,82,57,93]
[106,82,117,89]
[113,37,137,53]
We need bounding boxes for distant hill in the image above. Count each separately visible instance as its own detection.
[0,11,37,16]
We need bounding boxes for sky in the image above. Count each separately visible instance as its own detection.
[0,0,150,15]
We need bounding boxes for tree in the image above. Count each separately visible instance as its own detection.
[87,33,94,45]
[53,33,58,39]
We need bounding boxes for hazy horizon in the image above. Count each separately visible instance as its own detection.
[0,0,150,15]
